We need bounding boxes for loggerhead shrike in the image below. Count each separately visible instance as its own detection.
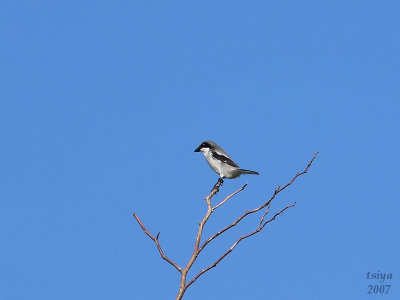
[194,141,259,181]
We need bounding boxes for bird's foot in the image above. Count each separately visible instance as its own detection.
[211,178,224,193]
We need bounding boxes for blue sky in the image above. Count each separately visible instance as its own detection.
[1,1,399,299]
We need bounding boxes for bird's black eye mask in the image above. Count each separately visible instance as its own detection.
[195,141,214,152]
[201,142,212,149]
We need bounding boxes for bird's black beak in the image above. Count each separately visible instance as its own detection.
[194,146,201,152]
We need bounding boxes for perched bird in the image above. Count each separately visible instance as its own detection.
[194,141,259,181]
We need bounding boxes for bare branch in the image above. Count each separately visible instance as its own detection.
[260,202,296,229]
[175,178,223,299]
[133,213,182,272]
[275,151,319,193]
[258,202,272,227]
[133,152,319,300]
[187,202,296,288]
[199,200,269,253]
[199,152,319,253]
[212,182,248,210]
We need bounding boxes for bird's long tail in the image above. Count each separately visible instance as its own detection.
[238,169,259,175]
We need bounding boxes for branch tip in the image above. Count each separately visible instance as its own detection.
[132,213,181,273]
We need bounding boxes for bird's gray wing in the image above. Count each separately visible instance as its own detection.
[211,151,239,168]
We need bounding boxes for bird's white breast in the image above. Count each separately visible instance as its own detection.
[201,148,241,178]
[202,148,221,175]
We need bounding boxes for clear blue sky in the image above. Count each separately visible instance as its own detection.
[1,1,399,299]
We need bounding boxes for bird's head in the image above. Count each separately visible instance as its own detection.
[194,141,216,153]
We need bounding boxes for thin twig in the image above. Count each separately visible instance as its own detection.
[258,202,272,227]
[133,213,182,272]
[212,182,248,210]
[260,202,296,229]
[187,202,296,288]
[175,178,223,300]
[275,151,319,193]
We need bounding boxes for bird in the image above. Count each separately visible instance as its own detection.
[194,141,259,181]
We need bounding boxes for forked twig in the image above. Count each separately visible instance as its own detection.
[212,182,248,210]
[133,213,181,272]
[187,202,296,288]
